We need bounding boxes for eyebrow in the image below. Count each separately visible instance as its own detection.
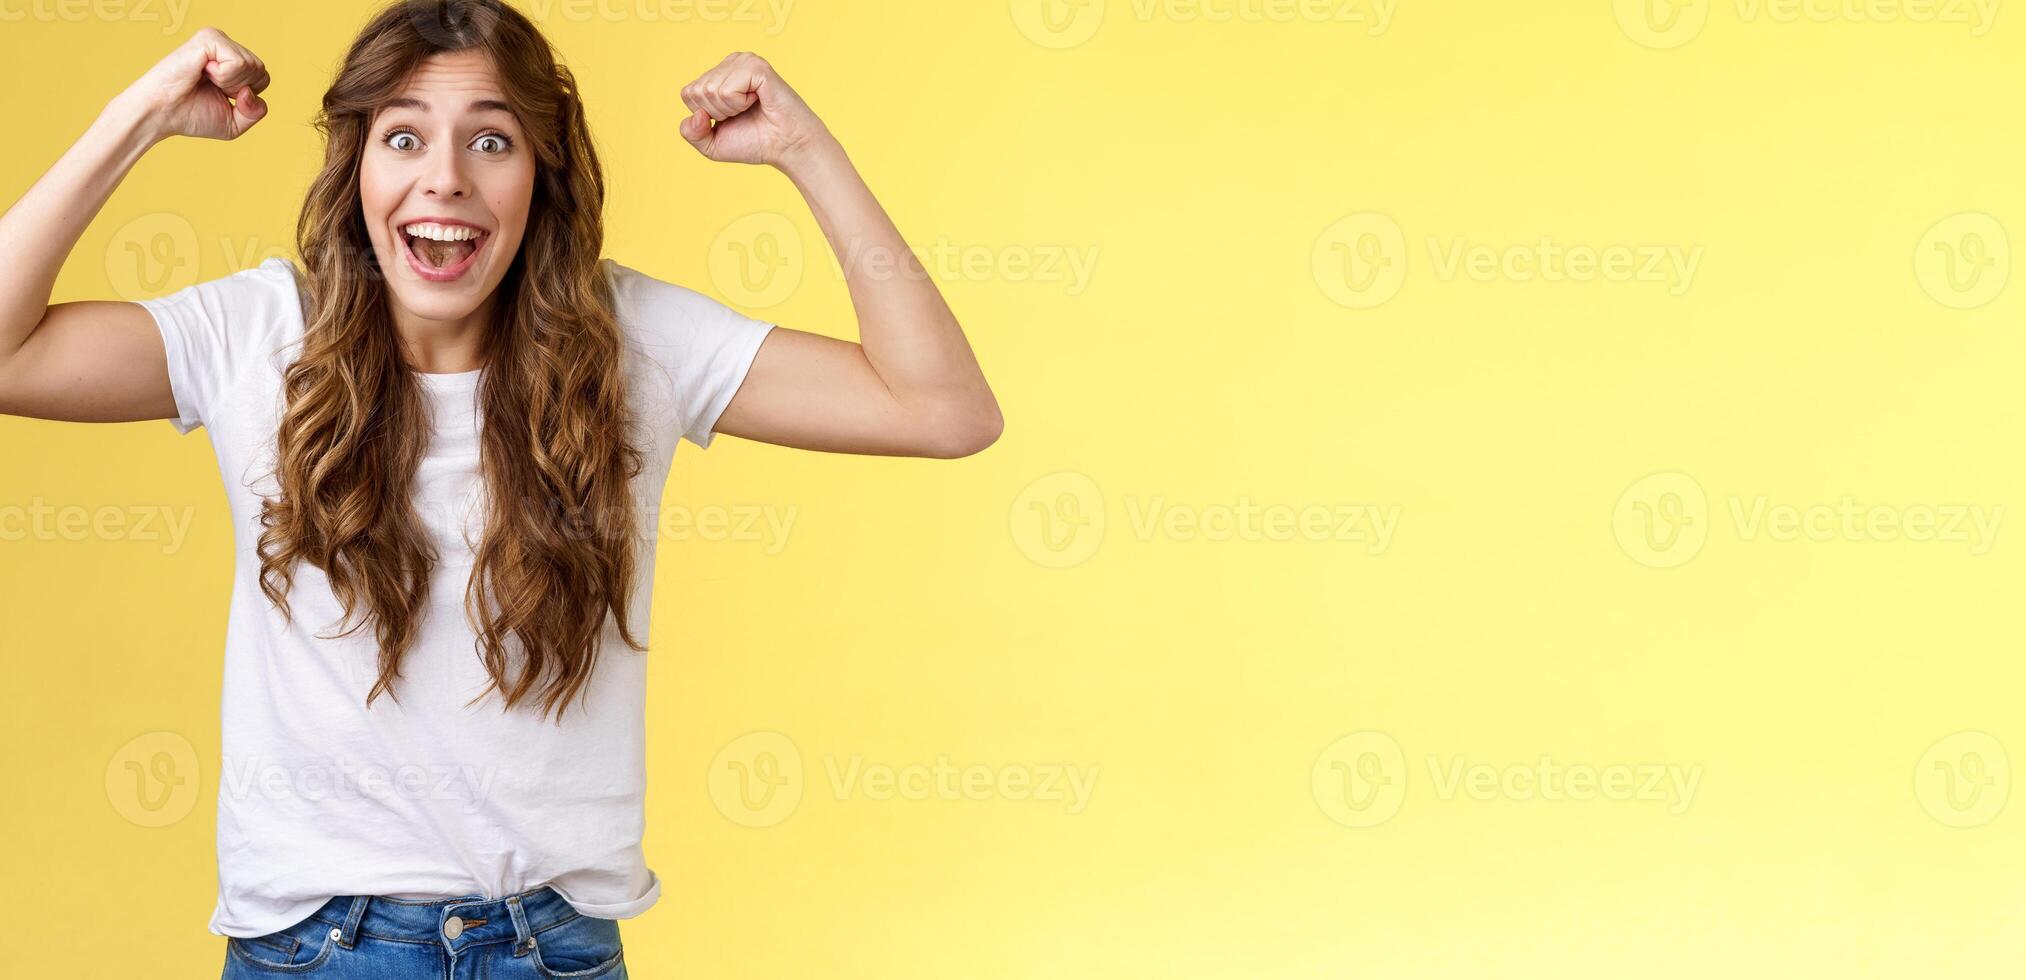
[381,97,515,115]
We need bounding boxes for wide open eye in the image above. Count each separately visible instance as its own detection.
[383,130,422,152]
[472,132,513,154]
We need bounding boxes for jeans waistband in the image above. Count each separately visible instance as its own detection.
[304,884,576,955]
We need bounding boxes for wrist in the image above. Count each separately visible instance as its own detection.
[99,90,169,150]
[774,127,844,181]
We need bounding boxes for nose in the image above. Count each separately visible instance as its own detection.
[420,144,471,200]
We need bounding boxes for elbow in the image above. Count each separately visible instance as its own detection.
[0,358,18,416]
[924,398,1004,459]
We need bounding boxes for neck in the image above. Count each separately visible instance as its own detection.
[390,293,494,374]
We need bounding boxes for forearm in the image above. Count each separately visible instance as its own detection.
[0,96,162,359]
[780,135,999,428]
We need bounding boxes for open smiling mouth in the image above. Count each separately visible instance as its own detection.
[400,221,489,282]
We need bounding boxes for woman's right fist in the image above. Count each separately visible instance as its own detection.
[118,27,270,143]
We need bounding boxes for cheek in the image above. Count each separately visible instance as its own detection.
[489,166,538,243]
[357,166,400,247]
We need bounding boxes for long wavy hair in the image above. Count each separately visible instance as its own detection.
[259,0,644,724]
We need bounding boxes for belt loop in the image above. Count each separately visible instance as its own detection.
[338,896,370,949]
[506,893,535,957]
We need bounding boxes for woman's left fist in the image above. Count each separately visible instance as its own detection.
[677,52,831,170]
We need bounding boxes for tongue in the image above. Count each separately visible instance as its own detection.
[417,238,476,269]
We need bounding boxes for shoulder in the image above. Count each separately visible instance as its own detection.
[145,255,304,312]
[597,258,778,448]
[135,256,306,435]
[136,255,307,348]
[600,256,761,344]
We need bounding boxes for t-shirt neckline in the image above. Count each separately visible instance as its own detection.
[414,367,483,392]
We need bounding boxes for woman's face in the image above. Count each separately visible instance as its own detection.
[359,50,534,326]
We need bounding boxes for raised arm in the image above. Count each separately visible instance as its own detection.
[0,27,269,423]
[675,53,1003,459]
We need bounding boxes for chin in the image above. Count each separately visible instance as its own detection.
[390,287,488,323]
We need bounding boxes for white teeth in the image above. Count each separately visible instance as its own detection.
[401,222,482,242]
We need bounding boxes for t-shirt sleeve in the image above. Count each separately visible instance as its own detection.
[135,257,301,435]
[604,258,776,450]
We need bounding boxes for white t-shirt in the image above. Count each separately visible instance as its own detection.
[139,256,775,938]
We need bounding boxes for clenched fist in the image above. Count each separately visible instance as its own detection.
[677,52,833,171]
[117,26,270,144]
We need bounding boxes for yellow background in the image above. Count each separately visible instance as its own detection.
[3,0,2022,976]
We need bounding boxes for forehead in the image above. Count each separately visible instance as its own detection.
[379,50,510,115]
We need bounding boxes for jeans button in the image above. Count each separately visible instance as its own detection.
[443,916,464,939]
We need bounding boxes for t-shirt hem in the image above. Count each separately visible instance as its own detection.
[209,894,333,939]
[134,294,204,435]
[205,869,664,937]
[547,869,663,920]
[689,321,775,450]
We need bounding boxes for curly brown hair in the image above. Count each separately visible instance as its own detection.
[259,0,643,724]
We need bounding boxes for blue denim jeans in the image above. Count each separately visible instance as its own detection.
[220,885,626,978]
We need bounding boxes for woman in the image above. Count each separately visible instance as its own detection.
[0,1,1000,976]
